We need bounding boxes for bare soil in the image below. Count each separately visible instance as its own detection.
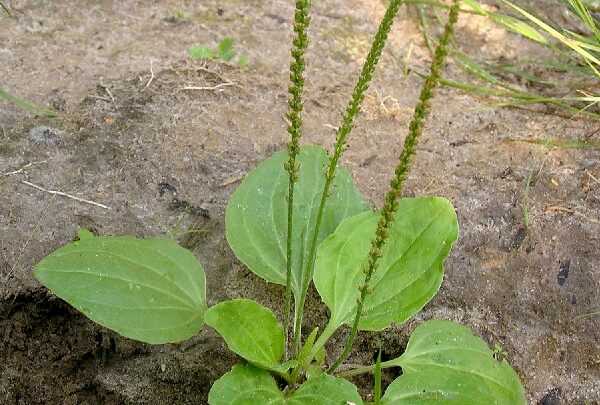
[1,0,599,404]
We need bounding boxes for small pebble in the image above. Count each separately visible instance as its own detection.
[28,126,64,144]
[557,260,570,286]
[538,388,560,405]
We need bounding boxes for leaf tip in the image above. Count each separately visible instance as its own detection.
[76,228,95,241]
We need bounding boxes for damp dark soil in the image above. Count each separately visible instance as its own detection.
[1,1,599,404]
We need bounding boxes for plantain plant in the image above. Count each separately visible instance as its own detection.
[33,0,526,403]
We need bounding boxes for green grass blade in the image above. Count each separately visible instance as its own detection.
[461,0,488,14]
[438,77,511,96]
[406,0,481,14]
[523,162,535,232]
[574,310,600,320]
[416,3,436,54]
[491,12,549,44]
[503,0,600,65]
[566,0,600,41]
[538,58,596,74]
[566,30,600,50]
[0,87,57,117]
[495,65,557,87]
[453,53,527,93]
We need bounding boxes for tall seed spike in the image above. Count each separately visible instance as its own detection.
[283,0,312,359]
[327,0,461,373]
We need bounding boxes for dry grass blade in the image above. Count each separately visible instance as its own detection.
[509,137,600,148]
[0,1,11,16]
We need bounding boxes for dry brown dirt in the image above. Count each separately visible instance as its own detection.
[1,0,599,404]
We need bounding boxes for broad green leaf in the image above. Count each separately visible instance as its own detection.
[288,373,363,404]
[77,228,94,240]
[381,320,526,404]
[208,364,363,405]
[34,234,206,344]
[208,364,283,405]
[204,299,287,372]
[382,369,491,404]
[226,145,370,310]
[314,197,458,331]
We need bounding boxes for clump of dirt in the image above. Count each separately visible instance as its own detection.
[0,288,236,404]
[1,1,599,404]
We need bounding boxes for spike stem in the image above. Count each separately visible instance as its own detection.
[327,0,461,373]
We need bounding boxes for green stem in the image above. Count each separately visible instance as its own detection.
[276,371,294,385]
[374,350,382,405]
[337,358,401,378]
[284,0,311,358]
[327,0,461,374]
[292,0,406,356]
[305,320,339,365]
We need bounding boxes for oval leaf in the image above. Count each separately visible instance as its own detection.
[314,197,458,331]
[225,145,370,304]
[208,364,363,405]
[381,320,526,404]
[205,299,286,372]
[34,234,206,344]
[288,373,363,405]
[208,364,283,405]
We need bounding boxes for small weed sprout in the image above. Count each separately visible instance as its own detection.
[189,37,249,68]
[34,1,527,403]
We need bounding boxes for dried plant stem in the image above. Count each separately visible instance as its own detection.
[21,180,111,210]
[0,1,11,16]
[284,0,311,357]
[328,0,461,373]
[293,0,405,354]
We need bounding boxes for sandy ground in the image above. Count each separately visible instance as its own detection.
[1,0,599,403]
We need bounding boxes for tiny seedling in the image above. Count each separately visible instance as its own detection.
[172,7,190,21]
[34,1,526,403]
[493,343,509,362]
[189,37,249,68]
